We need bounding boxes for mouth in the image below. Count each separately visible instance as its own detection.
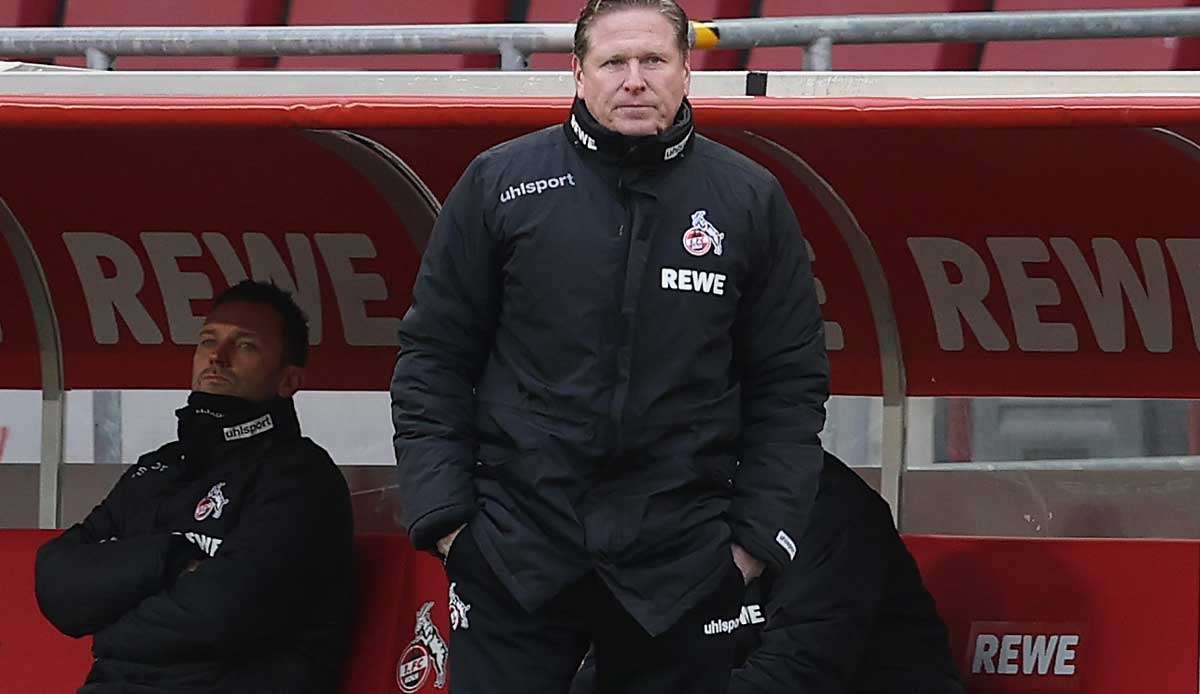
[199,370,232,384]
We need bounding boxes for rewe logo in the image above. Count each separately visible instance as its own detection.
[967,622,1085,690]
[570,114,598,151]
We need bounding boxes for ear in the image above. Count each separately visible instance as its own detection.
[572,54,586,100]
[683,53,691,95]
[277,366,304,399]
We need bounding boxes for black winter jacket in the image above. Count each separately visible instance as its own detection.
[571,452,964,694]
[391,99,829,635]
[36,393,355,693]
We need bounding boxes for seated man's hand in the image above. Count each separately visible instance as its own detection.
[437,524,466,558]
[731,544,764,585]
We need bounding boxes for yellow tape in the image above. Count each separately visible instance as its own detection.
[692,23,720,50]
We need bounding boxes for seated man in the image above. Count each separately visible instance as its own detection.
[36,280,355,693]
[572,450,963,694]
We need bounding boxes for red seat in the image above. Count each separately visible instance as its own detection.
[904,534,1200,692]
[524,0,752,71]
[0,0,59,26]
[981,0,1200,70]
[278,0,507,71]
[56,0,287,70]
[748,0,988,71]
[0,529,93,694]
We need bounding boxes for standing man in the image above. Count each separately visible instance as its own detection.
[37,280,355,693]
[390,1,829,692]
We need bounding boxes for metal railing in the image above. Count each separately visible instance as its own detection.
[1,9,1200,71]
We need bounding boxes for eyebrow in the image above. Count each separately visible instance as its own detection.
[198,326,261,339]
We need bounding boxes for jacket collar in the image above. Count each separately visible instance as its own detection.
[175,392,300,467]
[564,97,695,167]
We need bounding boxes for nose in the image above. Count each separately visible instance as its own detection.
[210,339,232,366]
[623,60,647,92]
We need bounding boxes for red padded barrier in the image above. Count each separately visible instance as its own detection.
[905,535,1200,692]
[279,0,507,71]
[56,0,286,70]
[750,0,989,71]
[0,530,93,694]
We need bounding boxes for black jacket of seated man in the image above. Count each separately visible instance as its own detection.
[571,451,964,694]
[35,281,354,694]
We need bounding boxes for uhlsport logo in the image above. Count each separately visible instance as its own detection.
[193,482,230,522]
[967,621,1085,690]
[499,174,576,203]
[222,413,273,442]
[682,210,724,257]
[396,601,449,692]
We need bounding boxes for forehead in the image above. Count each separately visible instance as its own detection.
[202,301,283,339]
[587,8,680,56]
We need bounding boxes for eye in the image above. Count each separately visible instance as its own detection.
[237,341,259,352]
[645,56,664,64]
[198,338,216,349]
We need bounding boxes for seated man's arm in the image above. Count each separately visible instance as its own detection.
[92,449,353,665]
[36,464,204,637]
[728,518,889,694]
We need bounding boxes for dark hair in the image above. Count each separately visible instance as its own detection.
[574,0,690,61]
[212,280,310,367]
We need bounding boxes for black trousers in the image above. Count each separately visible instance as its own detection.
[444,527,745,694]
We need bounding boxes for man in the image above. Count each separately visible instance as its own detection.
[36,280,355,693]
[571,451,965,694]
[390,1,829,691]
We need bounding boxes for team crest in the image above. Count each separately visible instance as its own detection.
[396,601,449,692]
[682,210,724,257]
[194,482,230,522]
[449,582,471,631]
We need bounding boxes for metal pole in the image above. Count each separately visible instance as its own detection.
[84,47,113,70]
[0,10,1199,60]
[93,391,122,464]
[499,42,529,71]
[804,37,833,71]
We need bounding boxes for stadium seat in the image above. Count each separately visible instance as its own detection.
[748,0,989,71]
[55,0,287,70]
[905,535,1200,692]
[981,0,1200,70]
[278,0,508,71]
[524,0,753,70]
[0,529,93,693]
[0,0,59,26]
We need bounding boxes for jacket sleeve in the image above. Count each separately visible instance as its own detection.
[729,178,830,573]
[91,452,353,664]
[35,466,203,638]
[727,521,886,694]
[391,157,500,551]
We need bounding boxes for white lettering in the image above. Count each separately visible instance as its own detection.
[315,234,401,346]
[1021,634,1059,675]
[997,634,1021,675]
[972,634,999,674]
[570,114,598,150]
[1054,635,1078,675]
[908,238,1009,352]
[661,268,678,289]
[739,604,764,626]
[679,270,694,291]
[1052,237,1171,353]
[183,531,224,557]
[223,413,274,441]
[201,232,324,344]
[988,237,1077,352]
[1167,239,1200,350]
[64,232,163,345]
[660,268,727,297]
[499,174,576,203]
[142,232,212,344]
[245,233,323,344]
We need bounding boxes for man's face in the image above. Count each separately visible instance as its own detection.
[573,8,690,137]
[191,301,301,402]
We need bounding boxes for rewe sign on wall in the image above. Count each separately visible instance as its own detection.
[1,104,1200,400]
